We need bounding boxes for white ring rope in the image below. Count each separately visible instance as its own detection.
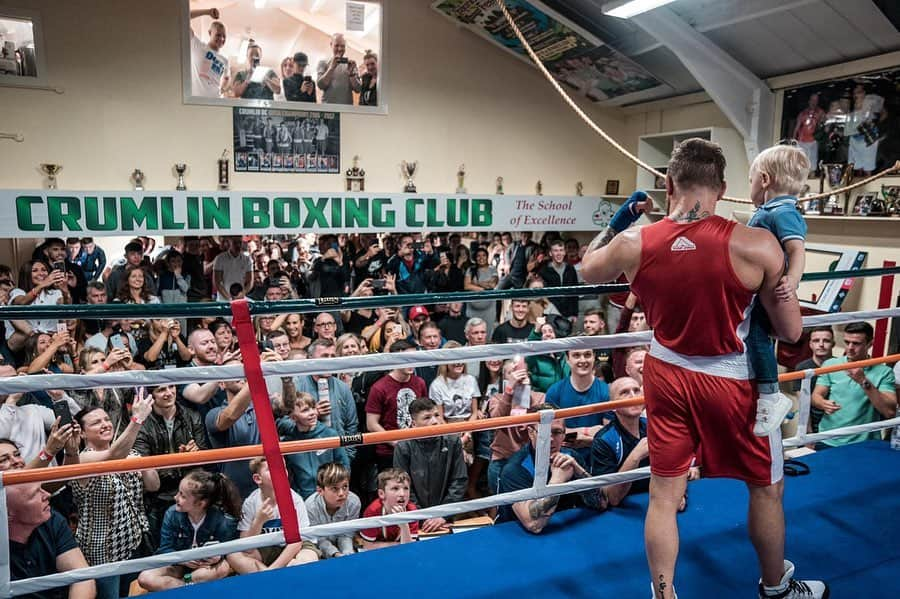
[2,307,897,395]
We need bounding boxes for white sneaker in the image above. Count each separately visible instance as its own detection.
[758,560,829,598]
[754,392,793,436]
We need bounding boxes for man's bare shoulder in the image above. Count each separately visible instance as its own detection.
[730,222,781,256]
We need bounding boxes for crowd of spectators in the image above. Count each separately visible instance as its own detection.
[1,226,895,596]
[190,8,378,107]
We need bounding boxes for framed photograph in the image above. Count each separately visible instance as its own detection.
[181,0,387,115]
[605,179,620,195]
[232,107,341,174]
[780,67,900,177]
[653,167,667,190]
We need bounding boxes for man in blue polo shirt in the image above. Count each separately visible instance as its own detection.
[545,348,613,463]
[498,404,605,532]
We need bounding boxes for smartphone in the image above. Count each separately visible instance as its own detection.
[57,321,68,334]
[337,57,349,64]
[51,261,65,272]
[412,241,424,251]
[371,279,386,289]
[251,57,261,68]
[564,431,578,443]
[263,338,275,351]
[331,242,339,251]
[52,401,73,426]
[303,75,312,83]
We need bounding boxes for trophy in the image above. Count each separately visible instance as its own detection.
[456,163,466,194]
[218,150,230,190]
[576,181,584,197]
[345,155,366,192]
[818,161,853,215]
[880,185,900,217]
[174,163,188,191]
[496,176,504,195]
[40,163,61,189]
[536,180,543,196]
[400,160,418,193]
[130,169,145,191]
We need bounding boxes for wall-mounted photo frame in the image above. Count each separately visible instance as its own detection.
[0,7,49,88]
[605,179,619,195]
[181,0,387,115]
[779,67,900,178]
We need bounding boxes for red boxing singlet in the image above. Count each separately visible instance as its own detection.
[631,216,755,359]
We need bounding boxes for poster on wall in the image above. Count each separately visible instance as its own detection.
[232,107,341,174]
[431,0,665,103]
[780,67,900,177]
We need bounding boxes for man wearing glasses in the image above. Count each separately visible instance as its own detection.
[497,404,604,533]
[313,312,339,341]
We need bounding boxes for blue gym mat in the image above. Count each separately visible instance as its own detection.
[155,441,900,597]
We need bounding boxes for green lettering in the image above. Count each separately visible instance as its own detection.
[472,199,492,227]
[84,197,118,231]
[242,197,269,229]
[447,198,468,227]
[426,198,445,227]
[120,197,158,231]
[161,197,185,230]
[345,198,369,227]
[203,197,230,229]
[273,197,300,228]
[405,198,424,227]
[48,196,82,232]
[301,198,328,228]
[186,197,200,229]
[372,198,395,227]
[15,196,43,232]
[331,197,342,227]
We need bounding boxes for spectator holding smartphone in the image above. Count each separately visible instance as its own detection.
[317,33,360,105]
[7,260,69,352]
[230,41,281,100]
[284,52,317,102]
[359,50,378,106]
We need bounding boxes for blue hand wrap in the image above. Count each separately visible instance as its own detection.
[609,190,649,233]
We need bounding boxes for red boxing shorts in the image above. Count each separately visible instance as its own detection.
[643,354,783,487]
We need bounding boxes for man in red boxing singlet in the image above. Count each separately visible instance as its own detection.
[581,138,828,599]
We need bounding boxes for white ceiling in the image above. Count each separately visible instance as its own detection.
[541,0,900,103]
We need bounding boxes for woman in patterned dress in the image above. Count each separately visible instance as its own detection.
[73,390,157,599]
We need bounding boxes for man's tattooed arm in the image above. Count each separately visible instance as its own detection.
[527,495,561,520]
[587,227,617,253]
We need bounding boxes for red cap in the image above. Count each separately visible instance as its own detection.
[409,306,429,320]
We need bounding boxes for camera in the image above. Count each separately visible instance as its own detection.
[371,279,386,290]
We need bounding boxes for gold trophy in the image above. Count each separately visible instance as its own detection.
[576,181,584,196]
[496,176,504,195]
[535,180,543,196]
[40,163,62,189]
[401,160,418,193]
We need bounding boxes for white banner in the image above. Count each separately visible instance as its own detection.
[0,190,616,237]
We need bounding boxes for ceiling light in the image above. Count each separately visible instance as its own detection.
[602,0,678,19]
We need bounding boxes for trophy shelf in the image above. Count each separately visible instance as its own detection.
[732,210,900,226]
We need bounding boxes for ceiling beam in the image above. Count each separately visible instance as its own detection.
[632,6,775,161]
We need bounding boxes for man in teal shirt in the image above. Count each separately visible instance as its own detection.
[812,322,896,447]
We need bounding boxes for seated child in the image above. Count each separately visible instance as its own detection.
[138,470,239,591]
[393,398,466,533]
[746,143,809,436]
[358,468,418,550]
[304,462,361,558]
[277,391,350,498]
[226,456,319,574]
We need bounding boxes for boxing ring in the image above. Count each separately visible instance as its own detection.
[0,273,897,598]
